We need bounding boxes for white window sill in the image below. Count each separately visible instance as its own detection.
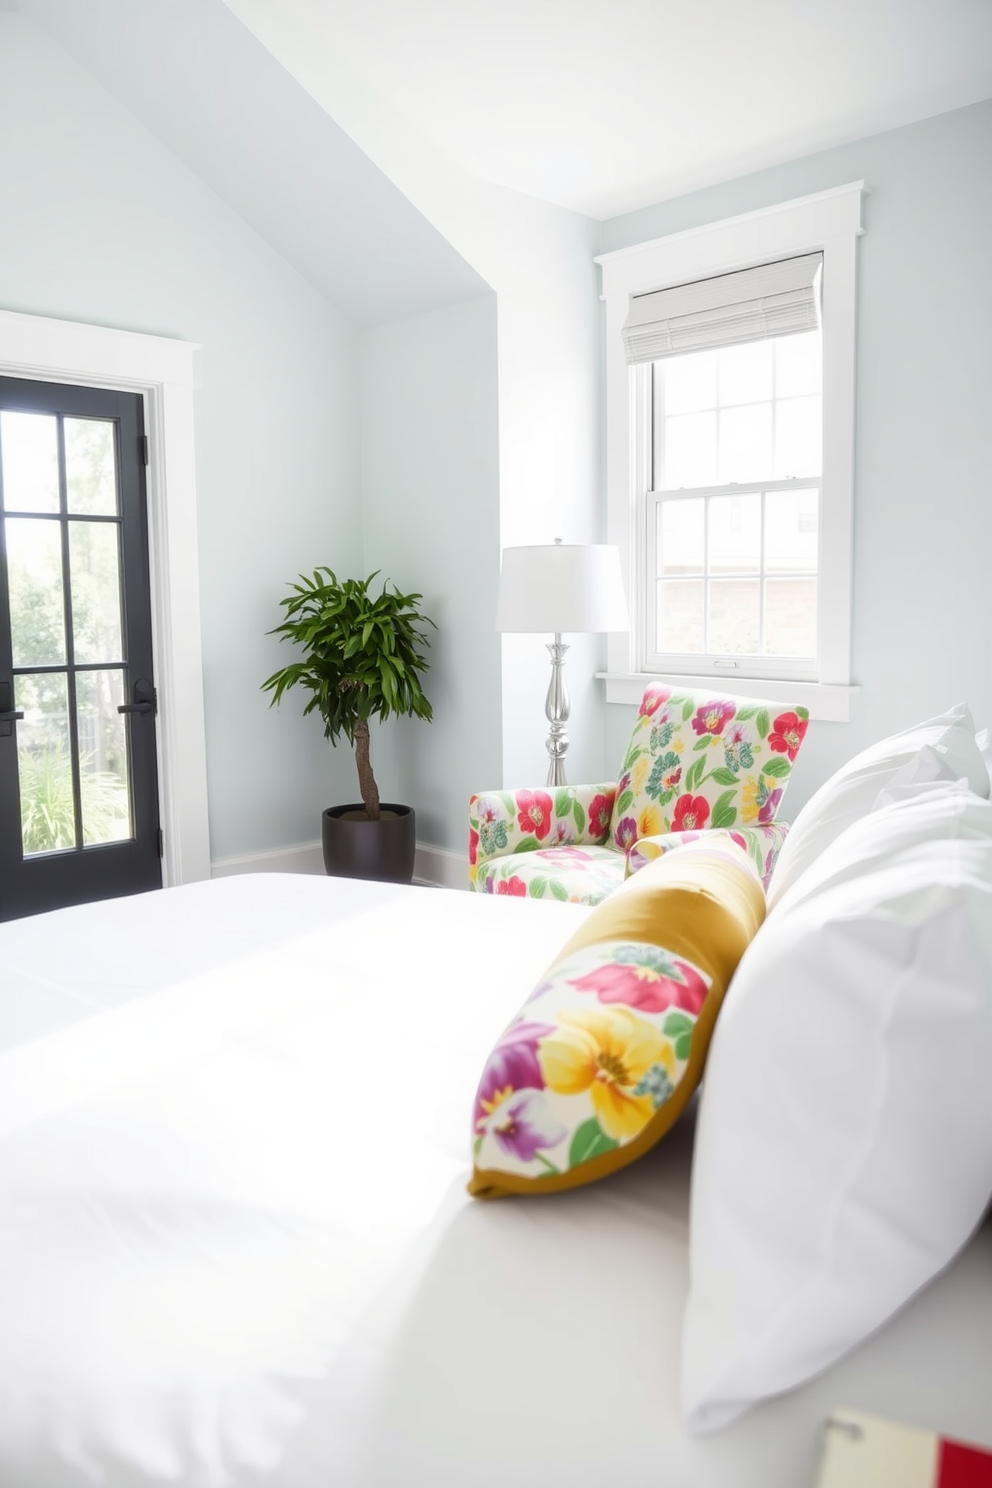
[598,672,859,722]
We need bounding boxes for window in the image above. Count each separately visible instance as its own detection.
[596,183,864,720]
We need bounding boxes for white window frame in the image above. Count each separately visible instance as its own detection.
[596,182,865,722]
[0,308,211,885]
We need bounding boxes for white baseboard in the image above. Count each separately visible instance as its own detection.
[211,839,469,890]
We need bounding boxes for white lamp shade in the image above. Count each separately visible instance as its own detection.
[495,543,629,634]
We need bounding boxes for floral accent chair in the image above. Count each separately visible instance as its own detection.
[469,685,809,906]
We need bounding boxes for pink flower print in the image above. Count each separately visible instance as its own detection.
[469,827,479,866]
[672,794,711,831]
[536,845,592,863]
[570,947,708,1016]
[768,711,808,762]
[478,797,499,824]
[639,685,672,717]
[474,1019,555,1129]
[516,790,553,840]
[614,816,638,851]
[496,875,528,896]
[691,699,737,737]
[587,792,613,841]
[548,820,571,846]
[729,831,747,852]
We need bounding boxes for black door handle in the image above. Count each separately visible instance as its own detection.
[117,701,153,716]
[0,710,24,722]
[118,677,156,718]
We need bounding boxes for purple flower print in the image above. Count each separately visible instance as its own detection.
[614,816,638,851]
[482,1088,567,1162]
[757,787,783,825]
[473,1021,555,1133]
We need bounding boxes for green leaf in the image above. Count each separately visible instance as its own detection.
[663,1011,694,1036]
[569,1118,619,1169]
[515,835,540,854]
[530,876,547,898]
[500,793,517,816]
[550,880,570,901]
[756,708,770,740]
[681,698,694,721]
[735,706,757,720]
[693,736,711,752]
[573,799,586,834]
[615,789,634,815]
[712,791,738,830]
[685,757,705,792]
[555,789,572,819]
[710,767,739,786]
[675,1033,693,1061]
[473,1135,483,1159]
[762,756,791,778]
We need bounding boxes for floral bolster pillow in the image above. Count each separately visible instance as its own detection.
[612,687,809,854]
[468,836,766,1199]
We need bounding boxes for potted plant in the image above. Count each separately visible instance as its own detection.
[262,567,435,884]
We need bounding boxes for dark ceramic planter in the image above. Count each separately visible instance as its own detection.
[321,803,416,885]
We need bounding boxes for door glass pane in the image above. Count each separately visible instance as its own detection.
[14,671,76,856]
[719,403,772,483]
[0,411,59,513]
[708,579,760,654]
[765,489,818,573]
[658,497,704,575]
[65,418,118,516]
[6,516,66,666]
[76,669,132,845]
[766,578,817,656]
[69,520,123,663]
[709,494,761,574]
[657,580,704,652]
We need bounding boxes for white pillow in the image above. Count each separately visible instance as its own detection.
[977,726,992,796]
[766,703,988,909]
[682,796,992,1434]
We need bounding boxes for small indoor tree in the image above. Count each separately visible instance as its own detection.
[261,567,435,821]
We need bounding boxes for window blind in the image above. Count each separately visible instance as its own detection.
[621,252,822,365]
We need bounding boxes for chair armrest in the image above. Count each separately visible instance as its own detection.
[469,783,617,871]
[625,821,790,891]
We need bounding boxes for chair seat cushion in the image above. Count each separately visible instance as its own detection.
[476,845,626,905]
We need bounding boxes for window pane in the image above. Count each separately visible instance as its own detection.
[709,493,761,574]
[708,579,760,654]
[719,341,772,406]
[658,580,704,652]
[663,411,717,488]
[65,418,118,516]
[766,578,817,656]
[0,411,59,513]
[765,488,818,573]
[76,669,132,845]
[774,395,822,478]
[69,520,124,663]
[6,516,66,666]
[775,331,822,398]
[662,350,716,415]
[14,671,76,856]
[658,497,704,575]
[719,403,772,483]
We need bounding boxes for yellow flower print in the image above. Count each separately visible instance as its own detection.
[672,739,684,754]
[637,803,664,838]
[538,1006,669,1142]
[632,754,651,793]
[742,776,760,822]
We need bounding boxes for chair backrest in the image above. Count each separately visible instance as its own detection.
[610,685,809,853]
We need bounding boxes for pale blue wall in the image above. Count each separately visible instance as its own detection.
[360,296,501,850]
[599,99,992,812]
[0,14,364,859]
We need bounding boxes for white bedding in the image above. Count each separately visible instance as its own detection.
[0,873,989,1486]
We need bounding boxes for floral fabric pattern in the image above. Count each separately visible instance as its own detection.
[472,939,708,1181]
[475,845,625,905]
[610,687,807,852]
[625,822,790,891]
[469,783,616,894]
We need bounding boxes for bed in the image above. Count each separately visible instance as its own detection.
[1,873,990,1487]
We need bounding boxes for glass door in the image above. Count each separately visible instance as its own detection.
[0,378,161,921]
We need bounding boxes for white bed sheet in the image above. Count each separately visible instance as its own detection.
[0,873,989,1487]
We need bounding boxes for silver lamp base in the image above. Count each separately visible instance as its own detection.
[544,634,569,786]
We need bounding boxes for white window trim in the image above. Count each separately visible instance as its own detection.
[595,182,865,722]
[0,308,210,886]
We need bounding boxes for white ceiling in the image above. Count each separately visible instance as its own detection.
[273,0,992,219]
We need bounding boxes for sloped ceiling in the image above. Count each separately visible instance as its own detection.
[17,0,491,327]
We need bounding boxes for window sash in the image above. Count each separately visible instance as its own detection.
[642,479,821,680]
